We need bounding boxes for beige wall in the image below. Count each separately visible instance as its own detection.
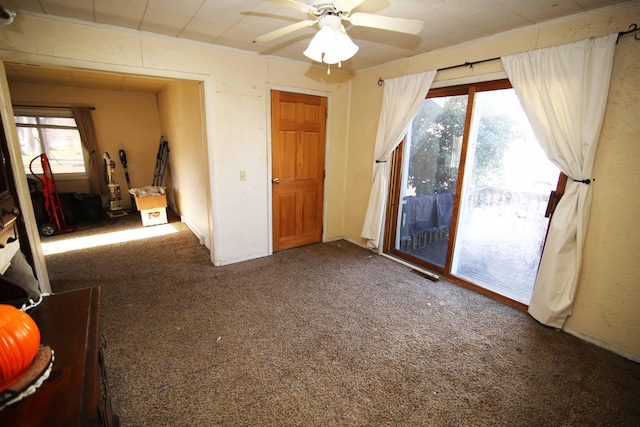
[0,12,350,266]
[344,4,640,360]
[8,81,161,210]
[567,28,640,360]
[157,80,210,247]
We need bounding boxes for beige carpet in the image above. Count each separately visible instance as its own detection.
[44,214,640,426]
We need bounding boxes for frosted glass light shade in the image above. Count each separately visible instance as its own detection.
[323,32,359,64]
[303,26,334,62]
[303,25,359,64]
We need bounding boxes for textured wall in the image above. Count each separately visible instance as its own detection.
[566,27,640,361]
[157,81,210,247]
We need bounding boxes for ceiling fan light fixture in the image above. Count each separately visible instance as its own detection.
[323,30,359,64]
[303,22,359,66]
[303,25,334,62]
[256,0,424,69]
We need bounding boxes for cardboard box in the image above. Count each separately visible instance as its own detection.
[140,207,167,227]
[133,193,167,211]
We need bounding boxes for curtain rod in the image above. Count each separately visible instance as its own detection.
[617,23,639,43]
[378,22,639,86]
[437,56,500,72]
[377,57,500,86]
[12,104,95,110]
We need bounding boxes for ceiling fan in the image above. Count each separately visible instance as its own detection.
[255,0,424,68]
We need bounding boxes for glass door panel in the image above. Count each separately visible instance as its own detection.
[450,89,560,304]
[396,94,467,269]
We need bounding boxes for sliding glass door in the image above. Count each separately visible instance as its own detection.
[388,80,560,305]
[395,92,466,268]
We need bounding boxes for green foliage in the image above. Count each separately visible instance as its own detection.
[407,94,521,196]
[473,115,521,187]
[408,96,465,196]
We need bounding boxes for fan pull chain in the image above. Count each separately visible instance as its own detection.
[326,62,343,75]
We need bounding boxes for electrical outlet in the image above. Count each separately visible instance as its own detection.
[240,170,246,181]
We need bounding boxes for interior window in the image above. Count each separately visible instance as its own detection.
[13,107,87,178]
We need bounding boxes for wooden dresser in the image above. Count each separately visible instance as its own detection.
[0,287,118,426]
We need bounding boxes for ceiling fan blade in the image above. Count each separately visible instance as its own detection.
[255,19,317,42]
[267,0,317,14]
[333,0,367,12]
[346,12,424,34]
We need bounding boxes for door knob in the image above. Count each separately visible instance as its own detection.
[272,177,280,184]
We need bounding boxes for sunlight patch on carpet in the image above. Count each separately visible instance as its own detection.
[41,224,179,255]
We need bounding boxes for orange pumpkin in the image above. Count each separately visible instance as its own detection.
[0,304,41,392]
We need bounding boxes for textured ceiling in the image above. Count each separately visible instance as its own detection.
[1,0,634,91]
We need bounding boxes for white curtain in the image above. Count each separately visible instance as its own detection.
[502,34,617,328]
[361,70,436,249]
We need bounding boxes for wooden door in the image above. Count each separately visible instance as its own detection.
[271,90,326,251]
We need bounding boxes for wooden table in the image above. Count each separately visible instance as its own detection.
[0,287,118,426]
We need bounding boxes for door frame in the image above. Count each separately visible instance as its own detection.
[0,62,50,293]
[1,56,216,264]
[383,79,562,310]
[266,85,331,255]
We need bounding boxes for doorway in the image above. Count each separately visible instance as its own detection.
[270,90,327,252]
[2,61,211,277]
[386,80,561,305]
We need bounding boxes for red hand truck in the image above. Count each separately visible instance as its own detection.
[29,154,76,236]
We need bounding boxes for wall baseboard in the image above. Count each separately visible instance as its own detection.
[181,215,210,249]
[213,251,270,266]
[563,325,639,363]
[342,236,367,249]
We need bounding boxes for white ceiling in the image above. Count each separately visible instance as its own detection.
[1,0,633,91]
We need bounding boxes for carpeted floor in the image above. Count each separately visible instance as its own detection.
[43,214,640,426]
